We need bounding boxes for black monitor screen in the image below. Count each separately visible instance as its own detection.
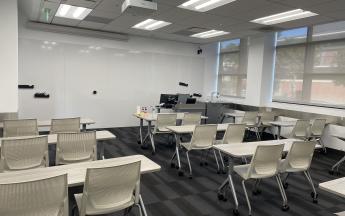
[160,94,178,105]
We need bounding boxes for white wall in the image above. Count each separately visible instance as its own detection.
[18,21,205,128]
[0,0,18,112]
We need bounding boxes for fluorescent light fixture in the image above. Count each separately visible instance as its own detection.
[132,19,171,31]
[178,0,236,12]
[56,4,92,20]
[251,9,318,25]
[191,30,229,38]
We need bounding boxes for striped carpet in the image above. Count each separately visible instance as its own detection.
[82,127,345,216]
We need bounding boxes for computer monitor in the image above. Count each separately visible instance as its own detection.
[177,94,190,104]
[159,94,178,107]
[186,98,196,104]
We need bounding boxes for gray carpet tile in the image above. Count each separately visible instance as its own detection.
[73,127,345,216]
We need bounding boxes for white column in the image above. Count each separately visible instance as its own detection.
[0,0,18,112]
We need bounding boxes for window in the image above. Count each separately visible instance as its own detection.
[273,22,345,108]
[218,39,247,97]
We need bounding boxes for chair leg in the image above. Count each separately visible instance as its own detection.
[242,180,252,216]
[138,195,148,216]
[275,175,289,211]
[213,149,220,174]
[170,151,177,167]
[283,173,290,189]
[149,133,155,154]
[186,151,193,178]
[218,150,226,173]
[304,170,318,203]
[253,179,261,195]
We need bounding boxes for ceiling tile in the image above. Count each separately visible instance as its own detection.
[51,16,81,26]
[88,9,121,19]
[273,15,334,29]
[78,20,106,29]
[63,0,102,8]
[94,0,123,12]
[271,0,335,9]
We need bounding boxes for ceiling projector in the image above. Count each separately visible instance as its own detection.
[122,0,158,16]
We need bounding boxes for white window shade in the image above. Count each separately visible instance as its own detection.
[218,39,247,97]
[273,23,345,108]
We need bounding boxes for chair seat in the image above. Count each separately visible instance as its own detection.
[3,205,63,216]
[234,164,278,180]
[279,159,309,173]
[74,193,135,215]
[181,142,212,151]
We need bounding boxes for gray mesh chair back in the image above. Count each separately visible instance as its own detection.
[76,161,141,216]
[242,112,258,126]
[56,131,97,165]
[189,125,217,150]
[154,113,177,132]
[290,120,310,140]
[310,119,326,137]
[282,141,316,171]
[247,144,284,179]
[182,113,202,125]
[3,119,39,137]
[50,117,80,134]
[0,174,68,216]
[1,136,49,171]
[223,124,246,144]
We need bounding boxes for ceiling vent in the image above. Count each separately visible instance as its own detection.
[255,26,284,32]
[174,27,209,36]
[121,0,157,16]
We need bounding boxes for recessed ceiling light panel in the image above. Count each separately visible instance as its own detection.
[178,0,236,12]
[191,30,229,38]
[251,9,318,25]
[132,19,171,31]
[55,4,92,20]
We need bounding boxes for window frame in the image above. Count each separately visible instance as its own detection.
[273,25,345,109]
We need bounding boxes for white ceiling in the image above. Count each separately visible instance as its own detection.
[19,0,345,44]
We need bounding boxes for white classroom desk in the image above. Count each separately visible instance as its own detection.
[0,130,116,159]
[220,112,265,123]
[166,124,231,173]
[133,112,208,153]
[0,118,95,131]
[270,121,296,139]
[319,177,345,216]
[0,155,161,187]
[330,135,345,174]
[213,139,321,213]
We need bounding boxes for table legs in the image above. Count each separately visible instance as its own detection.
[138,118,144,145]
[170,134,183,176]
[330,155,345,175]
[277,126,282,140]
[82,123,87,131]
[98,141,105,160]
[217,156,239,214]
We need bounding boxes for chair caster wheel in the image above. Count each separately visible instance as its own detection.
[217,193,224,201]
[178,171,184,176]
[311,192,318,199]
[217,170,221,174]
[141,146,148,150]
[171,163,175,168]
[312,198,318,204]
[137,140,141,144]
[188,175,193,179]
[329,170,334,175]
[281,205,289,211]
[151,151,155,155]
[204,162,208,166]
[200,162,204,167]
[283,182,289,189]
[252,189,262,196]
[233,209,240,216]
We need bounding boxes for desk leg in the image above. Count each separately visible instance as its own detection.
[138,118,144,145]
[148,121,155,154]
[277,126,281,140]
[176,134,183,175]
[217,156,239,214]
[330,155,345,174]
[82,124,87,131]
[99,141,105,160]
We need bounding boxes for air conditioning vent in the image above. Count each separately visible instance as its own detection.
[255,26,284,32]
[174,27,208,36]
